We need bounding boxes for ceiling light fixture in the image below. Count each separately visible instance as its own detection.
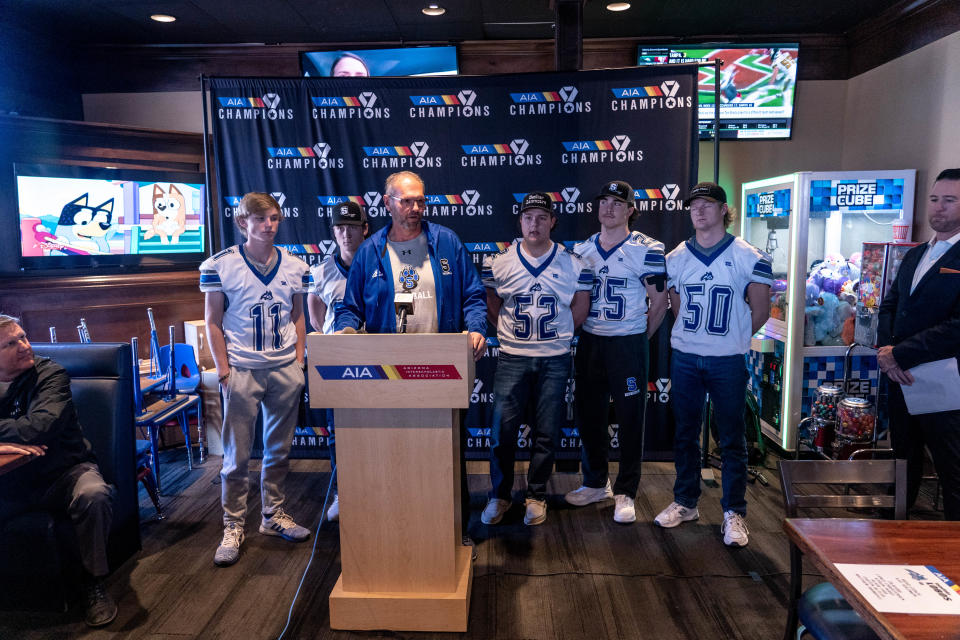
[606,2,631,11]
[150,14,176,23]
[422,4,445,16]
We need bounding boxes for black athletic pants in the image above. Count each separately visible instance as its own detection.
[574,331,649,498]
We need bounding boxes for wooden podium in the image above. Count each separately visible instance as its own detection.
[306,332,474,632]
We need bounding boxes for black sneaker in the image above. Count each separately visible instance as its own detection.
[83,579,118,627]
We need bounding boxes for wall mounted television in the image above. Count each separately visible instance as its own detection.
[637,44,798,140]
[14,163,207,271]
[301,45,458,77]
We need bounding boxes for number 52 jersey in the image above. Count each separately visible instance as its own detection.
[482,241,593,357]
[199,245,311,369]
[666,234,772,356]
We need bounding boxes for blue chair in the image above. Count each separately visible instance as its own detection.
[158,343,201,394]
[779,459,906,640]
[135,440,164,520]
[132,337,201,494]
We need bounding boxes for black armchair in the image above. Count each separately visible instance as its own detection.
[0,342,140,610]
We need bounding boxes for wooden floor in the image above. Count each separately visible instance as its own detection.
[1,449,944,640]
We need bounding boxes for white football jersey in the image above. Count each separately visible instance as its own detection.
[482,241,593,357]
[575,231,666,336]
[309,256,348,334]
[666,234,772,356]
[199,245,311,369]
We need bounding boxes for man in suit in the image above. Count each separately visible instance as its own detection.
[877,168,960,520]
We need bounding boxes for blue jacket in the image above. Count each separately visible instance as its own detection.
[334,220,488,334]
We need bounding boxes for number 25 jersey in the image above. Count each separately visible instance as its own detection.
[482,241,593,357]
[199,245,311,369]
[666,234,772,356]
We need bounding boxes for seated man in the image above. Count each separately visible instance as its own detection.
[0,314,117,627]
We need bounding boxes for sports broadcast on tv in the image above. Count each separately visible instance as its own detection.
[637,44,798,139]
[16,173,206,261]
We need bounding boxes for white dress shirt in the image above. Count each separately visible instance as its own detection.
[911,229,960,293]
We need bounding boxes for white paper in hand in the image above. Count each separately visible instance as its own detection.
[901,358,960,415]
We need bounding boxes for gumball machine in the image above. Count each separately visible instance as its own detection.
[834,397,877,459]
[855,241,921,347]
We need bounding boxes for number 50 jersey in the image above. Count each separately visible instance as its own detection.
[666,235,772,356]
[199,245,311,369]
[482,241,593,357]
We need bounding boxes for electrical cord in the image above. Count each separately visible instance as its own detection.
[276,463,337,640]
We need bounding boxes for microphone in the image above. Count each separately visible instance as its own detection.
[394,292,414,334]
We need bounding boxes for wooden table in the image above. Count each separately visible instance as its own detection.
[784,518,960,640]
[0,452,33,476]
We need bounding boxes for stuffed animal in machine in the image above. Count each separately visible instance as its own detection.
[815,291,840,344]
[804,281,822,346]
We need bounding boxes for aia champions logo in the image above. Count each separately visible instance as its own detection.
[317,192,389,219]
[217,92,294,121]
[424,190,492,217]
[610,80,693,111]
[459,138,542,168]
[509,85,591,116]
[511,188,592,215]
[311,91,390,120]
[222,192,298,218]
[362,141,440,169]
[635,184,684,212]
[561,134,642,165]
[408,89,490,119]
[265,142,344,171]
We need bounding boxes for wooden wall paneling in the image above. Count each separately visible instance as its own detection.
[0,271,204,358]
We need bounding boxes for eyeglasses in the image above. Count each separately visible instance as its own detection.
[389,195,427,209]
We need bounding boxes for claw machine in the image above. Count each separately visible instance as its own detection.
[739,170,916,452]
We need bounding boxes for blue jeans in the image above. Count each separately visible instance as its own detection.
[489,351,571,501]
[670,350,749,516]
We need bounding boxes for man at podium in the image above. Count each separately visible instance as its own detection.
[334,170,487,544]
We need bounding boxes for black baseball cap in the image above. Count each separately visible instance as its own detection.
[520,191,555,214]
[684,182,727,206]
[331,201,366,226]
[596,180,635,204]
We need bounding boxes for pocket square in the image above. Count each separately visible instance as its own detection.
[940,267,960,274]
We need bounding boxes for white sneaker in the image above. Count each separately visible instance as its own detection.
[722,510,749,547]
[523,498,547,526]
[259,508,311,542]
[326,494,339,522]
[214,523,244,566]
[481,498,510,525]
[564,479,614,506]
[654,501,700,528]
[613,494,636,524]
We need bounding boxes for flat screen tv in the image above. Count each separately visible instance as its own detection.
[301,45,458,77]
[637,44,798,140]
[14,163,207,271]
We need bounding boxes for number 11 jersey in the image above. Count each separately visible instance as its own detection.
[666,234,772,356]
[199,245,311,369]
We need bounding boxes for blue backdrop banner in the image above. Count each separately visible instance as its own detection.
[209,65,699,461]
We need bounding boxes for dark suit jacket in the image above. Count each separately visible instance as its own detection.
[877,240,960,369]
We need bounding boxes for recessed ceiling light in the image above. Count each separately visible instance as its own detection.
[150,14,176,23]
[422,4,445,16]
[606,2,631,11]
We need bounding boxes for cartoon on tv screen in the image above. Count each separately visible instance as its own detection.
[17,176,206,258]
